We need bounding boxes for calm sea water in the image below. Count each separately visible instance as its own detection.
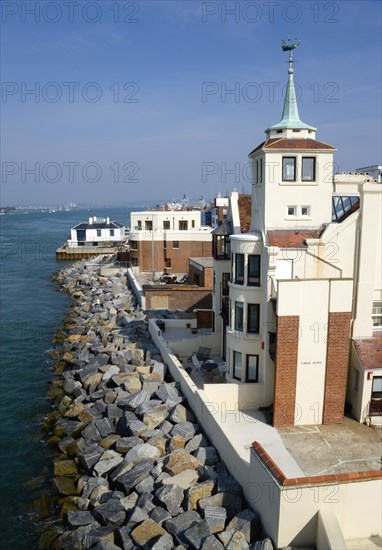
[0,207,137,548]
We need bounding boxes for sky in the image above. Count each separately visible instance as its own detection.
[1,0,381,206]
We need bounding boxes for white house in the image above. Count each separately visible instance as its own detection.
[69,216,125,248]
[214,48,382,427]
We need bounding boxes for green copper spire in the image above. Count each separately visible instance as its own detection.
[266,40,316,132]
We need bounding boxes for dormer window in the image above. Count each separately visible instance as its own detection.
[282,157,296,181]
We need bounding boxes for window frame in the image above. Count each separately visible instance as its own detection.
[233,351,242,381]
[109,229,115,237]
[248,255,261,286]
[282,157,296,182]
[172,241,179,249]
[301,206,310,216]
[302,157,316,182]
[129,240,138,251]
[179,220,188,231]
[96,229,102,237]
[235,302,244,332]
[247,303,260,334]
[246,355,259,383]
[163,220,170,230]
[372,301,382,329]
[234,253,245,285]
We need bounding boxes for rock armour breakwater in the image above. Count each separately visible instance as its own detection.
[42,258,274,550]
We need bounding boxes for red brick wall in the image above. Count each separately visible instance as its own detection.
[131,240,212,273]
[322,312,352,424]
[144,286,212,312]
[273,315,300,427]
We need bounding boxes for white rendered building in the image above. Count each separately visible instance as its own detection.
[219,51,382,427]
[69,216,125,247]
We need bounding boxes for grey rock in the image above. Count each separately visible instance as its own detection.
[116,460,152,493]
[135,475,154,494]
[182,519,210,549]
[195,447,219,466]
[118,389,150,410]
[155,484,185,516]
[227,509,257,543]
[250,538,274,550]
[184,434,203,453]
[204,506,226,534]
[170,404,196,424]
[82,422,102,445]
[136,491,156,513]
[81,477,109,499]
[125,443,161,465]
[106,403,123,420]
[114,526,134,550]
[164,510,202,540]
[151,533,174,550]
[171,422,196,442]
[150,506,172,525]
[91,541,121,550]
[201,535,225,550]
[108,460,133,483]
[135,399,162,417]
[158,419,174,435]
[155,382,182,404]
[96,418,115,438]
[93,450,124,476]
[78,445,104,472]
[126,506,149,527]
[83,527,115,548]
[115,436,143,454]
[198,493,242,521]
[92,499,126,526]
[67,510,94,527]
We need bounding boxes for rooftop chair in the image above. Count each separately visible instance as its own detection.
[191,354,202,374]
[194,346,211,361]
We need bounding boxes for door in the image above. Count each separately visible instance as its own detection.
[76,230,86,246]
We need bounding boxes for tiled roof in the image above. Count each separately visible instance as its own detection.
[249,138,336,155]
[238,195,252,233]
[267,229,321,248]
[353,332,382,371]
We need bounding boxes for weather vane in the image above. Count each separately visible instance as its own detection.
[281,37,300,70]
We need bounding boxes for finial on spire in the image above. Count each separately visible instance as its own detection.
[281,37,300,73]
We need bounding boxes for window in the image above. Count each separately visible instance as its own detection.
[302,157,316,181]
[287,206,296,216]
[282,157,296,181]
[192,220,195,228]
[131,258,138,267]
[255,158,263,183]
[233,351,242,380]
[301,206,310,216]
[163,220,170,230]
[173,241,179,249]
[234,253,244,284]
[214,235,230,260]
[137,220,142,230]
[248,304,260,334]
[235,302,244,331]
[130,241,138,251]
[164,259,171,268]
[248,255,260,286]
[145,220,152,231]
[372,301,382,328]
[109,229,114,236]
[96,229,101,237]
[372,377,382,398]
[179,220,188,230]
[246,355,259,382]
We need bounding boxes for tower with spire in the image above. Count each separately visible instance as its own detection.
[249,41,336,233]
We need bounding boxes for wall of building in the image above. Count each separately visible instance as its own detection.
[130,239,212,273]
[250,150,334,232]
[275,278,353,426]
[144,286,212,312]
[130,210,203,231]
[70,226,125,244]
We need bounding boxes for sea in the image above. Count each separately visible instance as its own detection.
[0,207,142,549]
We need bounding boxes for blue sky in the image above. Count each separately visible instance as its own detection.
[1,0,381,206]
